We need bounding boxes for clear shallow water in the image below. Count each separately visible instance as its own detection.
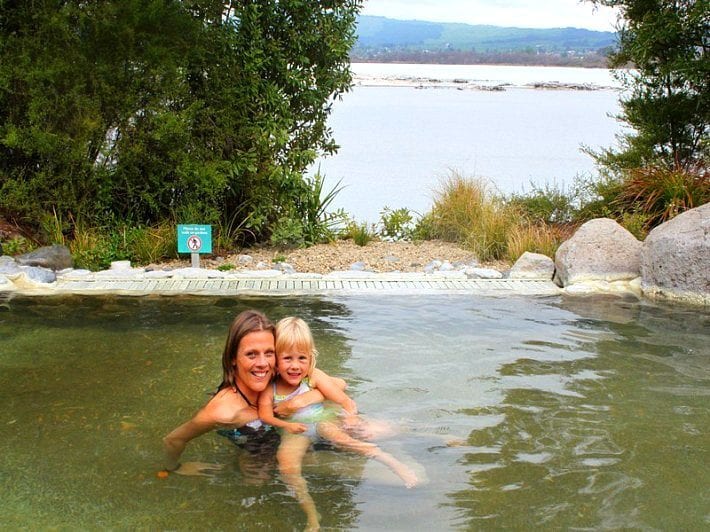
[1,294,708,530]
[312,64,624,223]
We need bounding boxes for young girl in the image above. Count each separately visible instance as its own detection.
[258,317,418,530]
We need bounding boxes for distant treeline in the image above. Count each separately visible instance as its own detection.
[350,49,611,68]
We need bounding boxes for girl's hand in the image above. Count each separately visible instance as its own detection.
[284,422,308,434]
[170,461,224,477]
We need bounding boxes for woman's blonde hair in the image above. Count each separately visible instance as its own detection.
[275,316,318,376]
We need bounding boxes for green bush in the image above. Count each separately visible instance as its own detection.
[508,182,577,224]
[379,207,415,241]
[344,222,376,247]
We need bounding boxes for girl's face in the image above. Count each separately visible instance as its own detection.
[234,330,276,393]
[277,347,312,387]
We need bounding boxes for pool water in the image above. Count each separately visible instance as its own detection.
[0,294,708,530]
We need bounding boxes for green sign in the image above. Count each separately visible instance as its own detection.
[177,224,212,254]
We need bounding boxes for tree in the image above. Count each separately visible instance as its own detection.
[0,0,362,245]
[586,0,709,172]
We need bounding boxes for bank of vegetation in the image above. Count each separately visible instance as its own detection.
[1,1,707,270]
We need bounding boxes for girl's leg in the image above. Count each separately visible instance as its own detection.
[317,422,419,488]
[277,433,320,531]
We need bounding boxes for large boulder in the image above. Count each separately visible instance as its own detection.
[641,202,710,305]
[509,252,554,279]
[554,218,642,287]
[15,245,73,271]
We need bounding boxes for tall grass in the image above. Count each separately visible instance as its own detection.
[424,173,520,261]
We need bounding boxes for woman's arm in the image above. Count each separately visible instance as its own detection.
[272,388,325,418]
[258,390,307,434]
[310,368,357,415]
[162,407,218,471]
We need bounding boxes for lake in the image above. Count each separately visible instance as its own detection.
[1,293,708,530]
[312,63,625,223]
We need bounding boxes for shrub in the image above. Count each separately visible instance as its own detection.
[344,221,376,247]
[505,224,564,262]
[426,173,518,261]
[379,207,415,241]
[2,236,34,256]
[615,164,709,229]
[508,182,577,224]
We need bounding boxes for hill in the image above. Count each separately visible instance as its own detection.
[352,16,616,66]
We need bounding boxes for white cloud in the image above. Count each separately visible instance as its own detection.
[360,0,619,32]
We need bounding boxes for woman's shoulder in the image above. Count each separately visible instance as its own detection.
[203,387,257,426]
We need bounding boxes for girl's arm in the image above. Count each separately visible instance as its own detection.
[310,368,357,415]
[258,389,307,434]
[273,388,326,418]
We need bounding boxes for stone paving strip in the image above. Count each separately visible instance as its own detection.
[2,270,562,297]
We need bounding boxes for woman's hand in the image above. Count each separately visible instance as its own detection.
[170,461,224,477]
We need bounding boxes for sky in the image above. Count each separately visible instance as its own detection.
[360,0,620,32]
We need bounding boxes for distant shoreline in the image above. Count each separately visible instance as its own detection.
[352,73,616,91]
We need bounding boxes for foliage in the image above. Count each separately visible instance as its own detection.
[0,1,362,246]
[1,236,34,256]
[217,263,235,272]
[378,207,416,241]
[425,173,519,261]
[614,163,710,228]
[505,224,565,262]
[507,182,578,224]
[344,221,376,247]
[585,0,709,171]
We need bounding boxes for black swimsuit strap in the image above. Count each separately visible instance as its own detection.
[234,383,256,408]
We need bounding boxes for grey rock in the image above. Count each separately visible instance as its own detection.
[20,266,56,284]
[275,262,296,274]
[350,261,367,271]
[110,260,132,270]
[509,252,555,279]
[0,256,21,277]
[15,245,73,271]
[554,218,641,287]
[237,254,254,265]
[439,260,454,271]
[255,261,269,270]
[0,274,10,286]
[641,202,710,304]
[465,267,503,279]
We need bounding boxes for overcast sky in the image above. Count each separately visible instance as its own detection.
[360,0,619,32]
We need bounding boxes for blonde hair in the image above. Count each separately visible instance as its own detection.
[275,317,318,376]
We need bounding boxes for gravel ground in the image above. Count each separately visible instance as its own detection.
[156,240,511,274]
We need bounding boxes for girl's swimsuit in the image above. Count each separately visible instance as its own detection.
[273,377,334,440]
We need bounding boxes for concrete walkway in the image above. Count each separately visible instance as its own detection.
[9,274,561,297]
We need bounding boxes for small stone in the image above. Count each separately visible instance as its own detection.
[350,261,367,271]
[238,254,253,265]
[110,260,132,271]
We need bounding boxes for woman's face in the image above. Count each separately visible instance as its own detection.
[234,330,276,393]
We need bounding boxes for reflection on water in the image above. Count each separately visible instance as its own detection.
[0,294,708,529]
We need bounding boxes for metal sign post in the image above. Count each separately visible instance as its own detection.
[177,225,212,268]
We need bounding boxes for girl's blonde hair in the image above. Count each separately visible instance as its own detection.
[275,317,319,376]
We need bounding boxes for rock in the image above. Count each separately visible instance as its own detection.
[110,260,132,270]
[237,254,253,265]
[19,266,56,284]
[509,252,555,279]
[350,261,367,271]
[641,203,710,305]
[0,256,21,277]
[553,218,641,287]
[465,267,503,279]
[275,262,296,275]
[0,274,10,286]
[255,261,270,270]
[15,245,73,271]
[439,260,454,271]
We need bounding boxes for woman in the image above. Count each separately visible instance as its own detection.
[162,309,334,476]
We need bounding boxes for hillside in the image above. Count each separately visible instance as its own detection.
[352,15,616,66]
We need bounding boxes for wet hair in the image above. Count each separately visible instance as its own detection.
[275,316,318,376]
[219,310,275,391]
